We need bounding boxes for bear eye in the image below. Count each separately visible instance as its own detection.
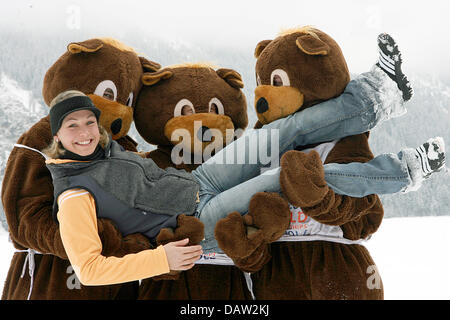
[270,69,290,87]
[126,92,133,107]
[94,80,118,101]
[209,98,224,115]
[174,99,195,117]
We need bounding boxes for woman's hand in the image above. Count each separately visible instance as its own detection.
[163,238,203,271]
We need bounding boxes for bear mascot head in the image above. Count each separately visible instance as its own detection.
[134,63,248,169]
[254,26,350,125]
[42,38,161,150]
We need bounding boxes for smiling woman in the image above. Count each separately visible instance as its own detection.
[42,90,109,159]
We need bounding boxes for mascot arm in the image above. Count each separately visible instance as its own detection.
[2,146,68,258]
[302,134,384,231]
[97,219,152,257]
[302,191,382,227]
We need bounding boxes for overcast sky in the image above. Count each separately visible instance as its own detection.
[2,0,450,77]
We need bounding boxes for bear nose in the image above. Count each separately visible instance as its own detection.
[111,118,122,135]
[197,125,212,142]
[256,97,269,114]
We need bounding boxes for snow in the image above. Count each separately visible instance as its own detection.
[0,216,449,300]
[0,73,32,110]
[0,227,14,295]
[365,216,450,300]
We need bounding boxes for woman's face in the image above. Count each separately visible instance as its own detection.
[55,109,100,156]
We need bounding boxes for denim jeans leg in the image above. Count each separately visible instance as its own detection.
[192,66,405,195]
[195,167,282,253]
[323,152,411,197]
[197,148,412,252]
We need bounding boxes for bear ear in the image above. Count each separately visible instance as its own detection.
[139,56,161,72]
[254,40,272,58]
[296,34,330,56]
[141,69,173,86]
[67,39,104,54]
[216,68,244,89]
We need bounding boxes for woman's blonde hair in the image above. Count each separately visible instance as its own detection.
[42,90,109,159]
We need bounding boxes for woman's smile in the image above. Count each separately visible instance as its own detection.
[75,139,94,146]
[56,109,101,157]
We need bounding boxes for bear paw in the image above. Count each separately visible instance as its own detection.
[214,212,265,259]
[153,215,204,281]
[280,150,329,208]
[232,242,272,273]
[156,214,204,246]
[247,192,291,243]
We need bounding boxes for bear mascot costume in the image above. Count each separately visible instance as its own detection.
[246,27,385,299]
[1,38,160,299]
[134,63,275,299]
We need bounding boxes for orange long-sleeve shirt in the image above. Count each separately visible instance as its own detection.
[57,189,170,286]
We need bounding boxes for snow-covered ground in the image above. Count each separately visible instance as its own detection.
[365,216,450,300]
[0,216,449,300]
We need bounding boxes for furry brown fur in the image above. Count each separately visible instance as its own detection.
[135,65,248,161]
[254,27,350,124]
[2,39,157,300]
[215,192,291,273]
[279,150,330,208]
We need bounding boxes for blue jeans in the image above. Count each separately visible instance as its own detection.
[191,67,406,252]
[323,152,411,196]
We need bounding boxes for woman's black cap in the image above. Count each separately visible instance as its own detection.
[50,95,101,136]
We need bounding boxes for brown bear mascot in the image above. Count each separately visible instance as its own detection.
[244,27,385,299]
[134,63,284,299]
[1,38,160,299]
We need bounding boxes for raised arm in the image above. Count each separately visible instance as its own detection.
[280,133,384,238]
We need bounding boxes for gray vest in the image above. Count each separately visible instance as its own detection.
[47,140,199,239]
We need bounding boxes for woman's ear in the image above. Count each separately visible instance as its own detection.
[54,136,60,143]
